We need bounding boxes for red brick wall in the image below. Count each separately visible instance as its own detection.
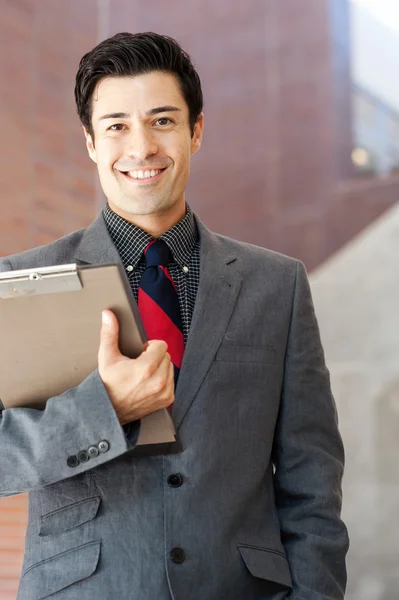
[0,0,99,258]
[1,0,398,597]
[0,496,28,600]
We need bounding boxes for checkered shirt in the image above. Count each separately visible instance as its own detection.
[103,203,200,344]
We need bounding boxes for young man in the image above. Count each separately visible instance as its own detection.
[0,32,349,599]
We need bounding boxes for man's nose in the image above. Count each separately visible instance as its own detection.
[125,126,158,160]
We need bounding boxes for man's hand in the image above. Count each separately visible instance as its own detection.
[98,309,175,425]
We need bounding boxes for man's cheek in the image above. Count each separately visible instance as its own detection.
[100,139,122,163]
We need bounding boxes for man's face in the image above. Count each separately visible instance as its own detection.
[85,72,203,226]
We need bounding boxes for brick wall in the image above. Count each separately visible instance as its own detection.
[0,496,28,600]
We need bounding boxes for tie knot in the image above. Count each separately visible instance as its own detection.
[144,239,171,267]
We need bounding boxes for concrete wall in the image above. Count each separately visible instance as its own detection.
[311,201,399,599]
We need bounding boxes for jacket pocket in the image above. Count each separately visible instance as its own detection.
[39,496,101,537]
[238,543,292,589]
[19,540,101,599]
[216,344,276,364]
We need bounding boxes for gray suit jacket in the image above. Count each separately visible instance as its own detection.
[0,212,348,600]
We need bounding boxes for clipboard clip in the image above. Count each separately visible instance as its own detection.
[0,264,82,299]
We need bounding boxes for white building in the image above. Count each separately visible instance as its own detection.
[350,1,399,175]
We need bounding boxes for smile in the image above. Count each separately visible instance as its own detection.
[121,168,166,182]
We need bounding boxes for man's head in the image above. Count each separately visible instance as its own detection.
[74,32,204,234]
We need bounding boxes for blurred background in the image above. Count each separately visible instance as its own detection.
[0,0,398,598]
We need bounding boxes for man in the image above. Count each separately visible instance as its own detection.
[0,32,349,599]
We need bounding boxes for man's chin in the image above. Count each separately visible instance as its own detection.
[110,197,175,217]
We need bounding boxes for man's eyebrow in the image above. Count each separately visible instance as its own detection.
[98,106,182,122]
[146,105,182,116]
[98,112,131,121]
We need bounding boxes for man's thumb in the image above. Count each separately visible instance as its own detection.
[98,309,120,367]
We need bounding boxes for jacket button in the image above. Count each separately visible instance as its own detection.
[77,450,89,463]
[170,547,186,564]
[168,474,184,488]
[88,445,99,458]
[98,440,110,453]
[67,455,79,468]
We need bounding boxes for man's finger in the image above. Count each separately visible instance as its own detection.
[137,342,170,377]
[98,310,121,368]
[146,339,168,351]
[141,340,168,363]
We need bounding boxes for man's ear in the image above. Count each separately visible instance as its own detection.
[83,127,97,163]
[191,113,204,156]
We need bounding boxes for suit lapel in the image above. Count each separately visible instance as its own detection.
[173,220,242,429]
[73,212,122,266]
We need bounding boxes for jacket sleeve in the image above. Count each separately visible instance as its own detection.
[272,261,349,599]
[0,258,140,497]
[0,370,140,497]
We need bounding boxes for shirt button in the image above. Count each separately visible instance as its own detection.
[167,474,184,488]
[126,265,134,272]
[88,445,100,458]
[170,547,186,564]
[182,266,189,273]
[77,450,89,463]
[67,455,79,468]
[98,440,110,453]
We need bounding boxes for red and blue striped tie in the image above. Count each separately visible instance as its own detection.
[138,239,184,387]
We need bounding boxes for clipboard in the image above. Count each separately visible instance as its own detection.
[0,263,179,453]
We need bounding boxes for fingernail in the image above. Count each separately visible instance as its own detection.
[102,310,112,325]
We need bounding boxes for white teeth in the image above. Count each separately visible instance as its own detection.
[127,169,161,180]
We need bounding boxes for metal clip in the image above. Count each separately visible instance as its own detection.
[0,264,82,299]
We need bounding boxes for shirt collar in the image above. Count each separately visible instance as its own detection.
[103,202,198,270]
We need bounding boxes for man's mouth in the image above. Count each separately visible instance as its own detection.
[120,168,166,181]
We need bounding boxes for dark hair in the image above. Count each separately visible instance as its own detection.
[74,32,203,139]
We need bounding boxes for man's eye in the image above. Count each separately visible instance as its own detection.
[109,124,125,131]
[155,117,173,126]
